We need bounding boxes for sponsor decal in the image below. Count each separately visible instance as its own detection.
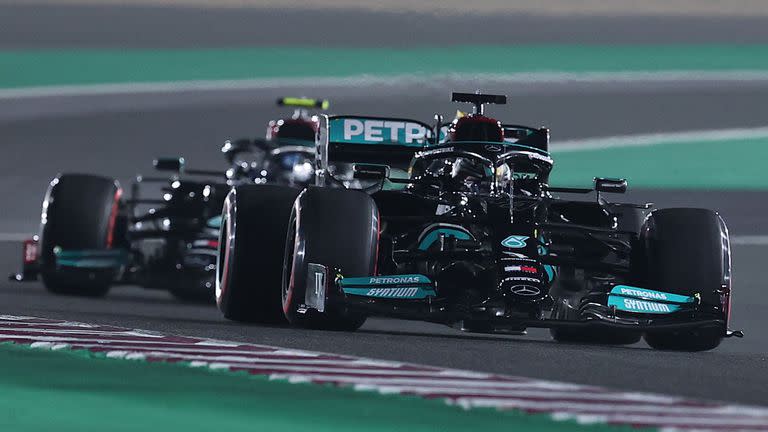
[339,274,435,299]
[342,286,436,299]
[610,285,695,304]
[504,265,538,274]
[509,285,541,296]
[339,274,431,287]
[501,235,529,249]
[368,276,422,285]
[484,144,503,152]
[366,287,420,298]
[329,118,431,145]
[500,257,537,263]
[502,276,541,284]
[620,287,668,300]
[609,297,679,314]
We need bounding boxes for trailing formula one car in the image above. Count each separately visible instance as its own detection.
[222,97,326,187]
[11,158,228,301]
[12,98,329,300]
[217,92,741,351]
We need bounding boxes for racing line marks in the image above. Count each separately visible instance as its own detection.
[1,315,767,431]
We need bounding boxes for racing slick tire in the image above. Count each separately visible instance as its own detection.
[282,187,377,331]
[634,208,729,352]
[216,184,301,323]
[39,173,124,297]
[549,299,642,345]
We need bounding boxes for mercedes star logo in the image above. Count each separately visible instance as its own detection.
[510,285,541,296]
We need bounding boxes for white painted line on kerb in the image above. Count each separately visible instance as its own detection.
[4,70,768,100]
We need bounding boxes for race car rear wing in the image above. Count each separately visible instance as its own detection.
[316,115,436,186]
[435,123,549,152]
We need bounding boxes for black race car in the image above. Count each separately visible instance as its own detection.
[216,92,741,351]
[222,97,326,187]
[12,97,329,301]
[11,157,228,301]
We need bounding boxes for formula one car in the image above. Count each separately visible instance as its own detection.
[217,92,740,351]
[11,158,228,301]
[12,97,329,301]
[222,97,326,187]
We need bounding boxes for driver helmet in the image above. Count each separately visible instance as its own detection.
[447,114,504,143]
[266,118,317,142]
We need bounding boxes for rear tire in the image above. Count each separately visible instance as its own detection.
[282,187,378,330]
[216,185,300,322]
[39,174,123,297]
[633,208,729,352]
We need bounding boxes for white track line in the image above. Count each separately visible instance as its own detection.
[4,70,768,100]
[552,126,768,152]
[2,315,767,430]
[730,235,768,246]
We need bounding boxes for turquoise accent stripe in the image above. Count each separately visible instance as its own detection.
[55,249,128,269]
[543,265,555,283]
[418,229,471,250]
[207,216,222,229]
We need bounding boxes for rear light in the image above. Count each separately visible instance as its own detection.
[23,237,38,264]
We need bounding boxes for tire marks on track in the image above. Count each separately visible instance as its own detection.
[1,315,766,431]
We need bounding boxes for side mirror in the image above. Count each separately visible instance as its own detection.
[594,177,627,194]
[353,163,390,180]
[154,157,185,172]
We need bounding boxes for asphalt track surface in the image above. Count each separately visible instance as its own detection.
[2,3,768,408]
[4,2,768,48]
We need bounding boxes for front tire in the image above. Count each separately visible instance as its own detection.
[216,185,300,322]
[282,187,378,330]
[633,208,730,352]
[39,174,123,297]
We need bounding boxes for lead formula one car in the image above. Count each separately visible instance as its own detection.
[216,92,741,351]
